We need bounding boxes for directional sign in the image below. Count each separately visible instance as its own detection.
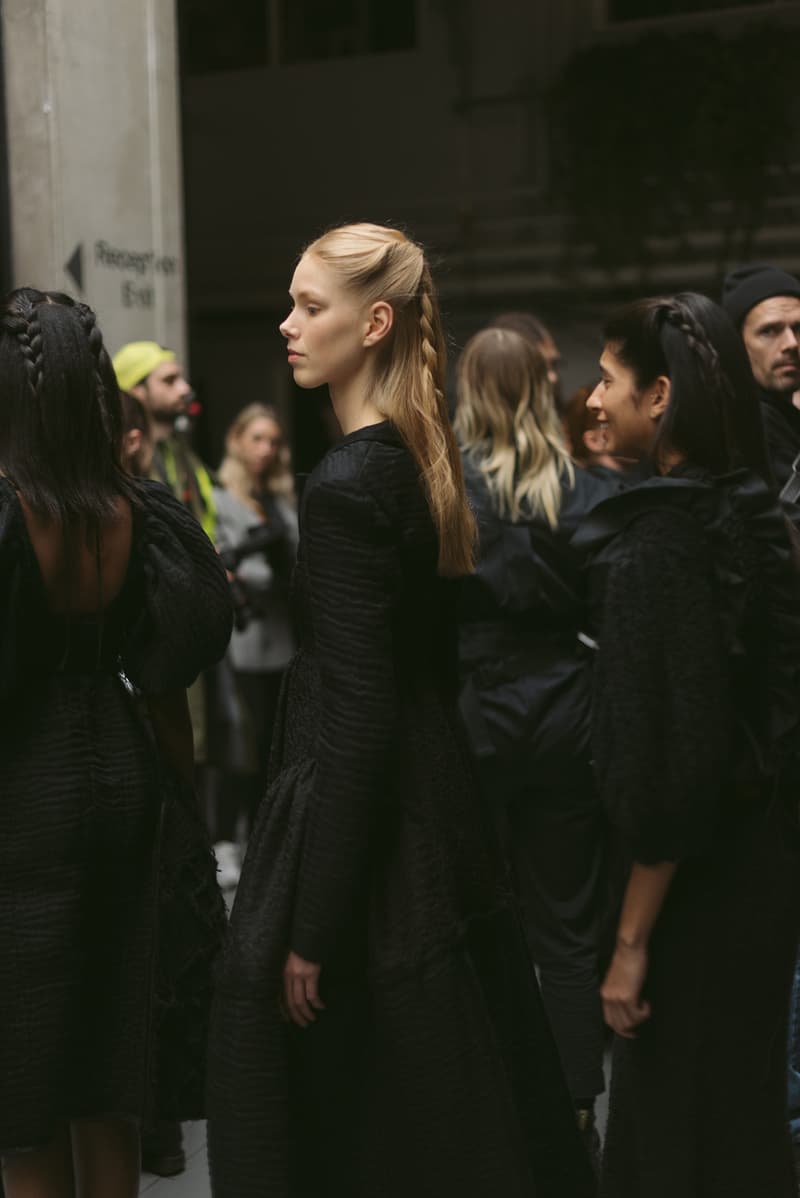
[64,243,84,292]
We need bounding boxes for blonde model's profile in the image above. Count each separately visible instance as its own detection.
[207,222,595,1198]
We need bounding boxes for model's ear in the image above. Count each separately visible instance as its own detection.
[649,374,671,420]
[364,301,394,347]
[129,382,148,403]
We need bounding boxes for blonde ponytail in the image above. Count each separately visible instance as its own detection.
[305,224,475,576]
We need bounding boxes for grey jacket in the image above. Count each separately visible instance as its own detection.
[213,486,298,673]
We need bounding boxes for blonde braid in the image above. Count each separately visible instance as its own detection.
[416,265,475,576]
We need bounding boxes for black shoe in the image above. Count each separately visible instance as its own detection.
[141,1120,186,1177]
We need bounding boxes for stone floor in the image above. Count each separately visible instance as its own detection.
[137,1056,611,1195]
[139,1122,209,1197]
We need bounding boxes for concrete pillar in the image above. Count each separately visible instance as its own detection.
[1,0,186,362]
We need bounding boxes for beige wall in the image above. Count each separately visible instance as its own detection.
[2,0,186,362]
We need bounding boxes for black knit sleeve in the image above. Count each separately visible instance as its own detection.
[290,477,399,964]
[121,480,233,693]
[0,480,27,706]
[592,507,729,863]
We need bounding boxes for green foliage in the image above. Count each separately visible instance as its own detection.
[549,24,800,270]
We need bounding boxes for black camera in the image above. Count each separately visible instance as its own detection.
[220,521,292,632]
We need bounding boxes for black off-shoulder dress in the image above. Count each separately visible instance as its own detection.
[575,466,800,1198]
[207,422,596,1198]
[0,477,231,1152]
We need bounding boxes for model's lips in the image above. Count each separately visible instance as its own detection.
[287,351,304,363]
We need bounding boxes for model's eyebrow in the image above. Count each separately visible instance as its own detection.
[288,288,324,303]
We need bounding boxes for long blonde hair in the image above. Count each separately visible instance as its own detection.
[218,402,294,514]
[304,222,475,577]
[454,327,574,529]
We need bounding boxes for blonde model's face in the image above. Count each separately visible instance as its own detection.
[279,254,371,391]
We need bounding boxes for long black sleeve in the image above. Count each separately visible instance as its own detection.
[592,507,729,863]
[290,477,399,963]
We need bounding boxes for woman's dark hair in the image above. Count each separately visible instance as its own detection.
[0,287,134,522]
[604,291,772,483]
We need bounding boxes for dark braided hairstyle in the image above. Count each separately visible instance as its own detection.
[0,287,134,525]
[604,291,772,484]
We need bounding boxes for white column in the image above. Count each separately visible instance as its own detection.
[2,0,186,362]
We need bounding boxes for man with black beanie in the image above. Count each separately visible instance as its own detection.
[724,264,800,1173]
[722,262,800,491]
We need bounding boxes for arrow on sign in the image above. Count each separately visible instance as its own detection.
[65,243,84,292]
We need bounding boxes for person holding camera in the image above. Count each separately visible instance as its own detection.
[211,404,298,886]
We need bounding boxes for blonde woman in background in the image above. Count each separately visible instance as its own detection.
[455,326,615,1167]
[212,404,297,887]
[207,225,595,1198]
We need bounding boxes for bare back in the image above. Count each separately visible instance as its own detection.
[18,493,134,615]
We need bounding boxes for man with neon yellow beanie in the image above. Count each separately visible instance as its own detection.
[112,341,217,1181]
[113,340,216,541]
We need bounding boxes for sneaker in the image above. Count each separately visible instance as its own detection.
[213,840,241,889]
[141,1120,186,1177]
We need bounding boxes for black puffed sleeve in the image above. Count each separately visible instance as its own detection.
[122,480,233,693]
[290,477,399,964]
[592,506,729,863]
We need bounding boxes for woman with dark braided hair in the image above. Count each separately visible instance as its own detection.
[0,288,231,1196]
[577,291,800,1196]
[207,225,596,1197]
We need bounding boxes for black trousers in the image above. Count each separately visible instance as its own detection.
[213,669,284,842]
[504,765,607,1105]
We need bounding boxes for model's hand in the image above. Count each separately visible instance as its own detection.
[283,951,325,1028]
[601,941,651,1038]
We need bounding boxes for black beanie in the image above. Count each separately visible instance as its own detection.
[721,262,800,328]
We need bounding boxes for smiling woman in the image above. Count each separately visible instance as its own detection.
[577,291,800,1198]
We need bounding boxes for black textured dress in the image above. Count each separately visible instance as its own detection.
[207,421,596,1198]
[574,466,800,1198]
[0,477,231,1152]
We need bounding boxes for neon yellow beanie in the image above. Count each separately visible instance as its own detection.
[112,341,176,392]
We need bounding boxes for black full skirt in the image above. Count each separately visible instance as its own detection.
[601,795,800,1198]
[208,663,595,1198]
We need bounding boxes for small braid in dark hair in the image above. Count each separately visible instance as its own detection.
[4,297,45,403]
[659,299,732,412]
[74,301,115,439]
[656,295,737,440]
